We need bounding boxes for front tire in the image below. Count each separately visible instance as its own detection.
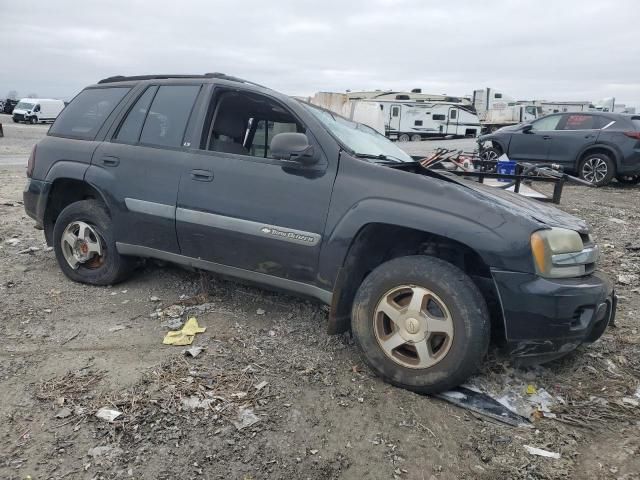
[351,256,490,394]
[480,146,502,161]
[29,116,37,124]
[579,153,615,187]
[53,200,135,285]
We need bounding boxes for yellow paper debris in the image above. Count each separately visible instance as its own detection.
[526,384,537,395]
[162,317,206,346]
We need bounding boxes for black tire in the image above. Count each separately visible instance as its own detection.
[616,174,640,185]
[351,255,490,394]
[30,116,37,124]
[578,153,615,187]
[53,200,135,285]
[12,118,18,123]
[398,133,411,142]
[479,146,502,162]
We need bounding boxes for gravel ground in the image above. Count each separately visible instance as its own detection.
[1,125,639,479]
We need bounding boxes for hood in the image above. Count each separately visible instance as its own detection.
[426,170,588,233]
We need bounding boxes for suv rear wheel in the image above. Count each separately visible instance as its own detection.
[351,255,490,393]
[53,200,135,285]
[579,153,615,187]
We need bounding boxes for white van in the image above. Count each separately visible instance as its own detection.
[12,98,65,124]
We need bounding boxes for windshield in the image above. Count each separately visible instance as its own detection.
[16,101,35,110]
[300,102,414,163]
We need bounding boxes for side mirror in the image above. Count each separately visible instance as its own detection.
[270,132,317,165]
[522,124,533,134]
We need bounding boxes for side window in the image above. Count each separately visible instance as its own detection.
[206,91,304,159]
[114,87,156,144]
[414,120,423,126]
[139,85,200,147]
[392,107,399,117]
[433,114,446,120]
[561,114,595,130]
[450,109,457,119]
[531,115,561,131]
[34,104,40,112]
[49,87,130,139]
[495,93,502,99]
[248,119,298,158]
[525,106,537,116]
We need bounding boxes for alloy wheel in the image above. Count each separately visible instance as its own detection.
[373,285,454,369]
[61,221,105,269]
[582,157,608,184]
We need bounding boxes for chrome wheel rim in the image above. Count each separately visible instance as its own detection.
[480,149,499,161]
[61,221,104,269]
[582,157,608,184]
[373,285,454,369]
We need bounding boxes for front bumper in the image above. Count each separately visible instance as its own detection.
[23,178,51,228]
[492,269,615,362]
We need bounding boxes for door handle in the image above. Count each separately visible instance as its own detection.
[190,169,214,182]
[101,156,120,167]
[542,135,551,140]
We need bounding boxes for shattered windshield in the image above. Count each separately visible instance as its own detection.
[300,102,413,163]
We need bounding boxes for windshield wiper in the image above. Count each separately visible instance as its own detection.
[354,153,410,164]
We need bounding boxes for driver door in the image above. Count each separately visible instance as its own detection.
[176,89,336,284]
[508,114,562,162]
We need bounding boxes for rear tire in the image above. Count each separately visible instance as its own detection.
[410,134,422,142]
[53,200,135,285]
[578,153,615,187]
[398,134,410,142]
[351,256,490,394]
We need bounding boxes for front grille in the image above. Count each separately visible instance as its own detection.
[13,113,24,121]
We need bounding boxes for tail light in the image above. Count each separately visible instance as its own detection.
[623,131,640,140]
[27,145,37,177]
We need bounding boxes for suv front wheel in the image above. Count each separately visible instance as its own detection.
[351,255,490,393]
[53,200,135,285]
[578,153,615,187]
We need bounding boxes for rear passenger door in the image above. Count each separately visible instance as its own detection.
[546,114,601,167]
[86,83,202,254]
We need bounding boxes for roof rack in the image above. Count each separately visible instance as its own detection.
[97,72,266,89]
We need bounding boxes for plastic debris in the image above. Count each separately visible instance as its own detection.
[150,296,161,302]
[523,445,561,459]
[88,445,123,458]
[5,238,21,246]
[184,346,205,358]
[256,308,266,315]
[232,408,260,430]
[436,387,530,427]
[108,325,126,332]
[181,396,214,410]
[17,246,39,254]
[622,397,639,407]
[95,407,123,422]
[526,384,537,395]
[255,380,268,391]
[55,407,72,419]
[163,317,206,346]
[163,304,185,318]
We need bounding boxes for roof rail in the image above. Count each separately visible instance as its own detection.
[98,72,266,89]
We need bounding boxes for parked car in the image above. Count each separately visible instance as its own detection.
[3,98,18,114]
[478,112,640,186]
[12,98,65,124]
[23,73,616,393]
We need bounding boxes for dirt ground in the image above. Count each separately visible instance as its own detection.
[1,120,639,480]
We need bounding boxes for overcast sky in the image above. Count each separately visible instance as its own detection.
[1,0,639,107]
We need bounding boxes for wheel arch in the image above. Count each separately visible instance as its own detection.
[43,178,110,245]
[327,222,499,336]
[576,144,622,171]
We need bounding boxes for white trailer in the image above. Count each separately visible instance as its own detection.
[309,91,481,141]
[472,88,542,133]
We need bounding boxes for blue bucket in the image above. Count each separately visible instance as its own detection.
[497,160,517,182]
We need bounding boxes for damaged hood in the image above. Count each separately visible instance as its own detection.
[430,171,589,232]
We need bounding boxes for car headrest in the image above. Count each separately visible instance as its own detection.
[214,113,246,140]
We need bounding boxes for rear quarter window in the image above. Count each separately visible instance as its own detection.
[49,87,130,140]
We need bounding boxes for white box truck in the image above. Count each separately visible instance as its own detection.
[12,98,65,124]
[472,88,542,133]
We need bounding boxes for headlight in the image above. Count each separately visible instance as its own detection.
[531,228,599,278]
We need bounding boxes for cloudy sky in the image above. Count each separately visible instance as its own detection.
[2,0,639,107]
